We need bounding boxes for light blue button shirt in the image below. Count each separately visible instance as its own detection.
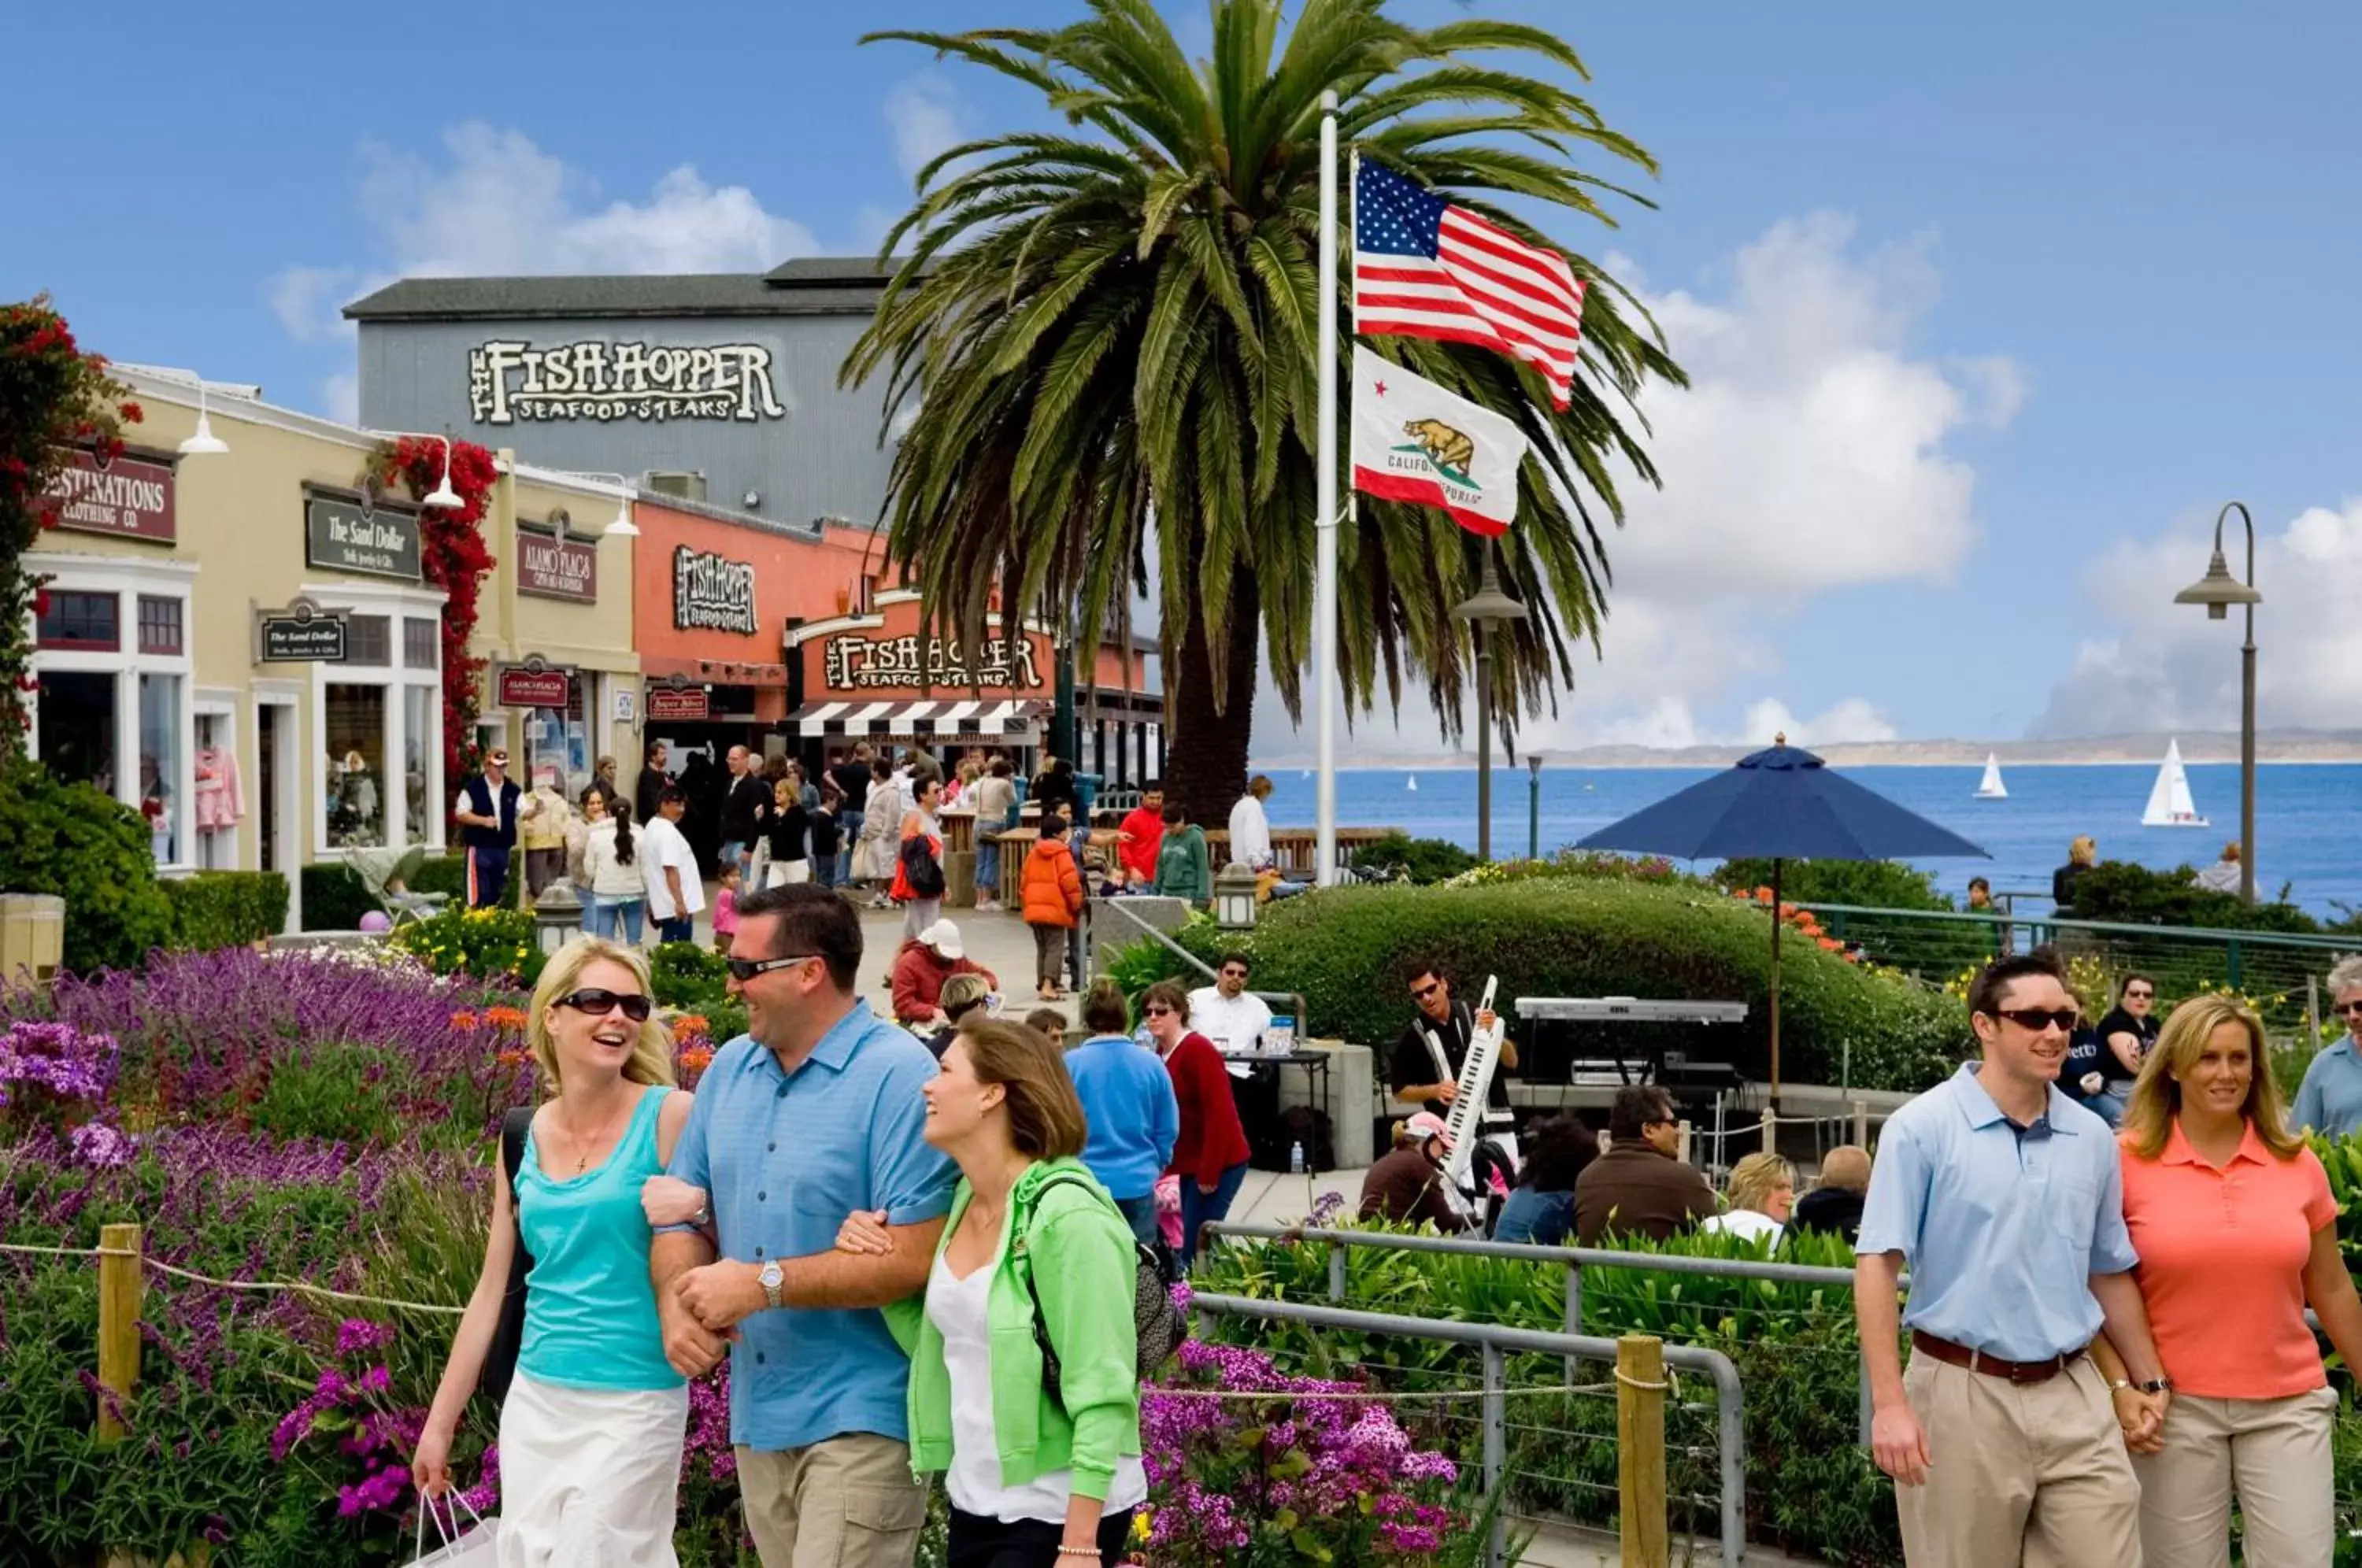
[2293,1040,2362,1139]
[1857,1062,2138,1362]
[664,1003,956,1452]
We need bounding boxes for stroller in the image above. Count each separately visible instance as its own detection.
[348,845,450,929]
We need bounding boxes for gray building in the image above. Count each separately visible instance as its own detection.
[345,259,905,532]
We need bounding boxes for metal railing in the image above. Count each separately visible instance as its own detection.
[1208,1221,1886,1453]
[1189,1290,1746,1568]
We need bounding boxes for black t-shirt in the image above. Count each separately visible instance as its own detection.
[1789,1186,1865,1242]
[1032,767,1077,815]
[2060,1027,2105,1099]
[765,801,811,864]
[831,764,872,812]
[2094,1008,2158,1085]
[722,775,772,842]
[1389,1001,1512,1121]
[809,807,842,857]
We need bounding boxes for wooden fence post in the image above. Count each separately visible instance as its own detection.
[1674,1120,1690,1165]
[1853,1099,1871,1148]
[1617,1333,1668,1568]
[1759,1106,1776,1156]
[97,1222,143,1446]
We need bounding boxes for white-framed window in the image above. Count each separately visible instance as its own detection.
[24,552,199,871]
[302,581,449,858]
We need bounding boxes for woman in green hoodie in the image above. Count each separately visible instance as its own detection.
[1150,801,1212,906]
[835,1015,1146,1566]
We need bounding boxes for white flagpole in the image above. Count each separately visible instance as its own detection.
[1314,91,1341,886]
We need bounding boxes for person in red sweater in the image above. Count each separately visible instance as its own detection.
[1141,978,1252,1269]
[890,918,998,1027]
[1116,786,1166,889]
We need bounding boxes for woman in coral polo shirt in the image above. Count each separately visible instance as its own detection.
[2093,994,2362,1566]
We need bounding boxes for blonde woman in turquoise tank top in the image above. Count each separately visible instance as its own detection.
[412,937,703,1566]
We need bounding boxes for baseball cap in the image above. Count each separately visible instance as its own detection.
[917,919,964,960]
[1405,1111,1454,1151]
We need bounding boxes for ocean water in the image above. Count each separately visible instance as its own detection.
[1255,762,2362,918]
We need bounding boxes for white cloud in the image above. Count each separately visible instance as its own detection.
[268,265,357,342]
[884,75,965,184]
[2031,499,2362,737]
[320,371,359,426]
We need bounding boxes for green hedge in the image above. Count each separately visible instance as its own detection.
[0,755,174,973]
[1713,856,1954,912]
[2066,859,2338,933]
[1134,878,1968,1091]
[1353,832,1479,885]
[162,872,289,949]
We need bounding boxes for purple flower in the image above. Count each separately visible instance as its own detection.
[335,1318,394,1355]
[67,1120,133,1167]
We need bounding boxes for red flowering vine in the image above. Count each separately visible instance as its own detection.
[369,437,498,823]
[0,296,142,738]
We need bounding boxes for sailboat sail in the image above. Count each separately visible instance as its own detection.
[1975,753,2008,800]
[1406,775,1420,792]
[2140,740,2208,827]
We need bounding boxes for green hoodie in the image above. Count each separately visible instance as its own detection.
[1153,823,1212,904]
[892,1156,1144,1500]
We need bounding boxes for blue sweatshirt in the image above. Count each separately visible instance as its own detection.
[1064,1034,1180,1201]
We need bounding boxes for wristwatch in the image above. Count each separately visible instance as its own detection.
[2108,1375,2171,1395]
[758,1259,785,1311]
[690,1194,712,1229]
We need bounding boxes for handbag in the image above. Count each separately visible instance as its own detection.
[1019,1173,1187,1407]
[479,1108,535,1403]
[411,1492,500,1566]
[900,833,946,898]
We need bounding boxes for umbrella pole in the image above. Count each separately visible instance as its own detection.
[1769,857,1783,1112]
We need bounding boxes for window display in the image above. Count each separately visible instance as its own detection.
[324,684,387,848]
[404,686,433,845]
[139,672,183,864]
[37,670,117,795]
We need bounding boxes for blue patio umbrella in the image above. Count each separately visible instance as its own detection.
[1576,738,1989,1098]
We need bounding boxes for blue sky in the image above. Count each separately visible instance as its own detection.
[9,2,2360,750]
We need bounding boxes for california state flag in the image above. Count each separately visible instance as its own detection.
[1349,345,1529,538]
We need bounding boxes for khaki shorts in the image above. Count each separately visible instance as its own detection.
[736,1432,927,1568]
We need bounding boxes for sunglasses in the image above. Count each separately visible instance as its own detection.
[557,989,652,1023]
[1410,983,1442,1000]
[2123,989,2154,1000]
[1989,1007,2080,1034]
[1143,1004,1175,1017]
[2335,1002,2362,1019]
[1220,968,1249,979]
[726,953,820,983]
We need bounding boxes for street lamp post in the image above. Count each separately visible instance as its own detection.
[1527,753,1542,861]
[1452,545,1527,862]
[2172,501,2263,904]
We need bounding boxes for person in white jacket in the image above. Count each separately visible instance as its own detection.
[858,758,902,908]
[1228,775,1275,869]
[580,797,650,945]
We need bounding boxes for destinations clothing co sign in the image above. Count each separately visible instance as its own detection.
[673,546,757,635]
[468,339,787,425]
[305,497,422,582]
[45,449,176,544]
[823,631,1048,693]
[516,531,597,603]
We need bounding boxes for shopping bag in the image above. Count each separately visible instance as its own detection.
[412,1493,501,1566]
[1153,1172,1183,1251]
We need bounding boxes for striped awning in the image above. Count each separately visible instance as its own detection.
[784,698,1050,739]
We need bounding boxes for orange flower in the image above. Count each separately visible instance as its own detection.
[1730,888,1752,900]
[448,1010,480,1032]
[1755,887,1775,904]
[1817,936,1842,952]
[496,1048,529,1067]
[1778,903,1799,919]
[484,1005,529,1032]
[674,1015,710,1036]
[679,1046,714,1073]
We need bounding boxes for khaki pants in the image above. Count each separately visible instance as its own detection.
[1897,1352,2141,1566]
[735,1433,927,1568]
[2131,1386,2337,1568]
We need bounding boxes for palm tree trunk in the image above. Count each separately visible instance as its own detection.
[1162,575,1261,826]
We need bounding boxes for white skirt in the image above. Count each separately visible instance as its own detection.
[496,1370,688,1568]
[764,859,810,888]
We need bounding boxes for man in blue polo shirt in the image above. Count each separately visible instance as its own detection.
[653,883,954,1568]
[1856,948,2172,1566]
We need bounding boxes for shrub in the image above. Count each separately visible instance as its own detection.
[387,907,546,989]
[0,754,175,974]
[1353,833,1478,886]
[1187,878,1964,1090]
[2066,859,2322,933]
[1713,856,1953,912]
[164,871,290,949]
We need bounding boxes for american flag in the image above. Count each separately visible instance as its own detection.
[1353,156,1586,410]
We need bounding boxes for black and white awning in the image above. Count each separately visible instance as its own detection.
[784,698,1050,739]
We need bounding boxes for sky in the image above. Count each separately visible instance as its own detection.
[7,1,2360,754]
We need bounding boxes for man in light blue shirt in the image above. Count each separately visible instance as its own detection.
[2292,957,2362,1137]
[1856,949,2172,1566]
[653,883,955,1568]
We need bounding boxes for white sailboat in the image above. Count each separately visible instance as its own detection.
[1406,775,1420,792]
[2140,739,2208,827]
[1974,753,2008,800]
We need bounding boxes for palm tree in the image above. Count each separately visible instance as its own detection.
[845,0,1681,821]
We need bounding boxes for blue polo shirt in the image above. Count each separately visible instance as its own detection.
[1857,1062,2137,1363]
[2293,1039,2362,1139]
[663,1003,955,1452]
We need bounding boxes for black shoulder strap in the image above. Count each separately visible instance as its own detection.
[499,1108,533,1198]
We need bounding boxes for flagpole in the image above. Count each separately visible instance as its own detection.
[1314,89,1340,886]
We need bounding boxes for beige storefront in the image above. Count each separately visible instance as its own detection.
[21,368,638,928]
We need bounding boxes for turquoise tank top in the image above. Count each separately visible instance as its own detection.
[516,1085,685,1392]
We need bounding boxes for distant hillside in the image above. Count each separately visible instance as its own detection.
[1251,729,2362,771]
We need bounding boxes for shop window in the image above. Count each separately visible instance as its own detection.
[137,596,183,656]
[404,686,434,845]
[36,670,117,793]
[339,615,391,668]
[35,590,119,652]
[139,672,182,864]
[404,617,439,671]
[525,676,590,801]
[325,684,388,848]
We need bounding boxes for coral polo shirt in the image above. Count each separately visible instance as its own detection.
[2120,1122,2337,1400]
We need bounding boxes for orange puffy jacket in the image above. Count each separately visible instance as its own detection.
[1020,833,1086,928]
